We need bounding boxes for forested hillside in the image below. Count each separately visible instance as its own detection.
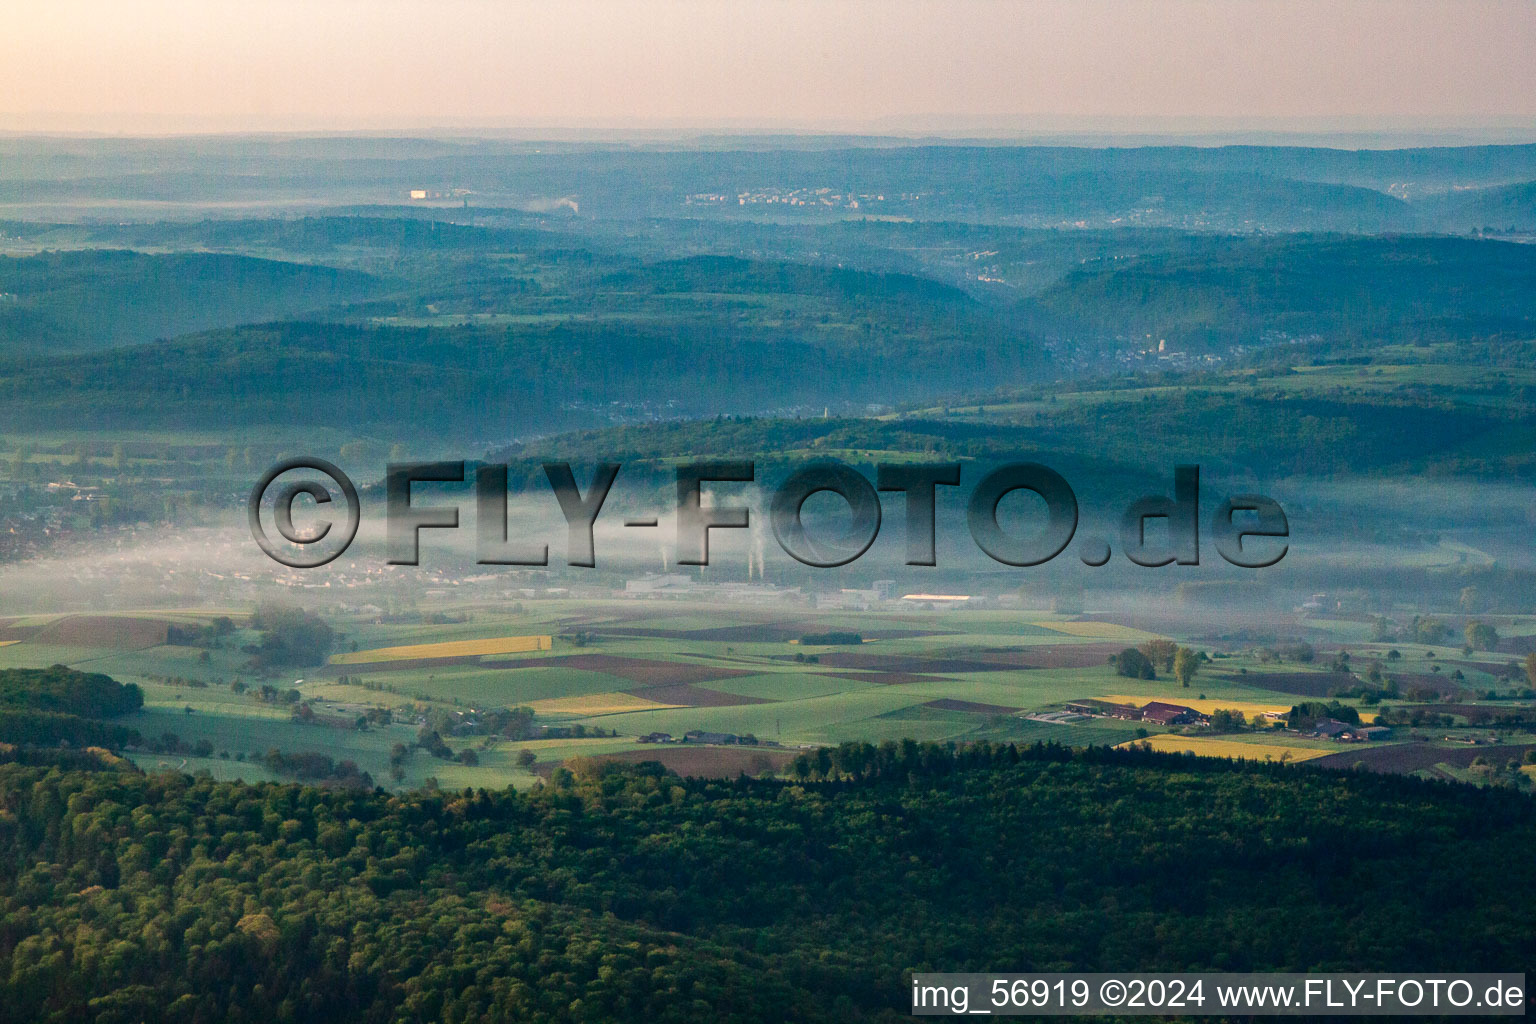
[2,229,1532,439]
[1029,235,1536,351]
[494,374,1536,484]
[0,666,143,750]
[1,746,1531,1023]
[1422,180,1536,232]
[0,305,1040,434]
[0,250,383,352]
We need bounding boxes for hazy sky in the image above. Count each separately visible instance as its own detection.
[2,0,1534,134]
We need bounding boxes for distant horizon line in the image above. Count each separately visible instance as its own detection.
[2,128,1535,152]
[1,113,1534,148]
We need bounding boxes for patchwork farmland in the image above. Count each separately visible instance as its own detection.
[0,601,1530,790]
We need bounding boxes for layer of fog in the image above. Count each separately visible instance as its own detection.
[3,472,1532,627]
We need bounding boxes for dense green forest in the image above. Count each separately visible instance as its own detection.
[0,745,1530,1023]
[0,667,144,751]
[0,665,143,718]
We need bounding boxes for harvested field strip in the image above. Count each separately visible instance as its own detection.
[989,643,1126,669]
[525,692,685,716]
[1310,741,1536,775]
[0,641,17,649]
[1440,660,1505,675]
[923,698,1021,715]
[1029,620,1164,641]
[628,684,773,707]
[1397,703,1536,721]
[1498,636,1536,655]
[1385,673,1467,697]
[1118,734,1333,762]
[330,635,551,664]
[1238,671,1382,698]
[33,615,171,649]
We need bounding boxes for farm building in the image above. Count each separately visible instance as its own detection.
[1140,702,1209,726]
[1311,719,1353,739]
[684,730,739,745]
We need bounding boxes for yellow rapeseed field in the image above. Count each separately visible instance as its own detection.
[329,634,552,665]
[524,692,684,716]
[1117,733,1333,762]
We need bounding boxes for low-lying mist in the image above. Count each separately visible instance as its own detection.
[3,474,1532,630]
